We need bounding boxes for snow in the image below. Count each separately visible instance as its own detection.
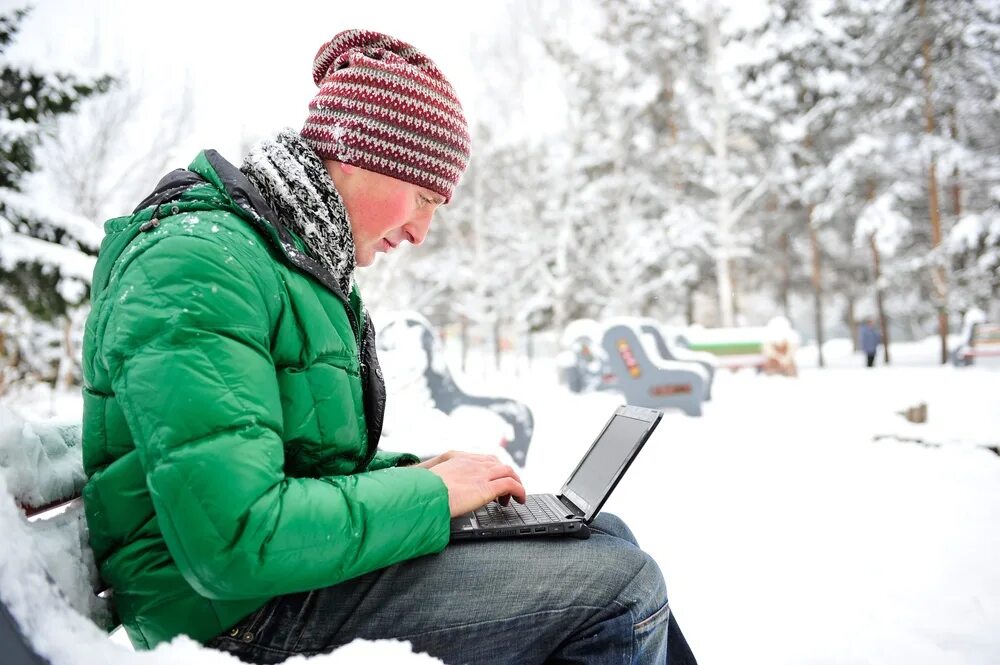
[0,189,104,250]
[1,337,998,664]
[855,191,912,256]
[948,212,997,253]
[0,228,97,284]
[0,405,84,509]
[679,316,801,345]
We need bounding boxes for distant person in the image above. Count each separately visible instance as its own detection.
[80,29,697,664]
[859,319,882,368]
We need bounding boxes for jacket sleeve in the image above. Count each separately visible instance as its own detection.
[100,232,451,601]
[366,450,421,471]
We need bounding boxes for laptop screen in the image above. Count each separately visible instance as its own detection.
[561,410,659,520]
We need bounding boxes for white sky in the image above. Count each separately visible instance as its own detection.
[6,0,769,164]
[5,0,497,160]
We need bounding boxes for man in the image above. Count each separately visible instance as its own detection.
[859,319,882,368]
[81,30,696,664]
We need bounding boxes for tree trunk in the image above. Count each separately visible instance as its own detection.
[731,274,741,325]
[706,2,735,328]
[0,328,7,396]
[950,108,962,219]
[685,285,695,326]
[870,234,891,365]
[808,205,825,368]
[54,314,74,391]
[460,316,469,373]
[774,201,791,319]
[493,319,502,372]
[920,0,949,364]
[867,180,891,364]
[846,296,858,352]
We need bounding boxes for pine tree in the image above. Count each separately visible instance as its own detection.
[0,7,112,392]
[813,0,1000,359]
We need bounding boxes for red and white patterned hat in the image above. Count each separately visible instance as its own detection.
[301,29,471,203]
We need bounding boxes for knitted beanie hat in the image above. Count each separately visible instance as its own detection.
[301,29,471,203]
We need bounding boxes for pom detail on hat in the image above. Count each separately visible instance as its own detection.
[301,29,471,202]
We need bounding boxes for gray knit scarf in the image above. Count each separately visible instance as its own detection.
[240,129,356,295]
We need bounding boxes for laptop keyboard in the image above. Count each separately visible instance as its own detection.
[474,495,563,527]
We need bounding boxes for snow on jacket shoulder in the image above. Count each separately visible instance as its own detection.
[80,151,450,649]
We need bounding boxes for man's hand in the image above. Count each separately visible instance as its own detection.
[422,451,527,517]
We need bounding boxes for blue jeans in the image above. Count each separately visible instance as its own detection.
[207,513,696,664]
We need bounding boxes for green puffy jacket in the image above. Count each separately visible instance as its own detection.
[81,150,451,649]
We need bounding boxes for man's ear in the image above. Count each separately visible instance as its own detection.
[324,160,356,188]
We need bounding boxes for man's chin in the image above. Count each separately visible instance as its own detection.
[355,252,376,267]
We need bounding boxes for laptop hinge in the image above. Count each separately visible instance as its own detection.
[556,494,586,518]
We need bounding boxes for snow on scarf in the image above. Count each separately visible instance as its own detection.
[240,129,356,295]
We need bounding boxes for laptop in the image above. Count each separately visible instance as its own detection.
[450,405,663,541]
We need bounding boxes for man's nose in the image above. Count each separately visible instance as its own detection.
[405,213,433,246]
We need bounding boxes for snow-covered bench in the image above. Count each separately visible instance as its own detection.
[636,320,717,401]
[0,407,120,664]
[952,321,1000,366]
[556,319,617,394]
[600,323,706,417]
[674,318,801,373]
[0,410,114,628]
[0,407,447,664]
[377,311,535,467]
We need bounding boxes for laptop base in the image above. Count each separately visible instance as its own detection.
[450,519,590,541]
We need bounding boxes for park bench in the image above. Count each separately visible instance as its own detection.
[1,409,122,664]
[556,319,617,394]
[674,319,800,375]
[674,329,768,371]
[600,322,706,417]
[376,311,535,467]
[952,321,1000,366]
[636,319,717,401]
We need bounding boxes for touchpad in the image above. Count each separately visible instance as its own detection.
[450,516,475,531]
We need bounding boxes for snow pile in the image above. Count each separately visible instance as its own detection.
[0,405,85,508]
[25,496,112,630]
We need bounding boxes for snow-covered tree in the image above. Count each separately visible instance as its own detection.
[738,0,861,366]
[0,7,111,392]
[342,0,1000,359]
[37,70,193,225]
[807,0,1000,361]
[536,0,737,326]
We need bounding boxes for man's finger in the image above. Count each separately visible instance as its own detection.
[489,477,526,504]
[486,463,520,485]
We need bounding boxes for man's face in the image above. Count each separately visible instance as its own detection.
[325,161,445,267]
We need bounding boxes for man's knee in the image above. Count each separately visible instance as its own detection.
[620,547,669,615]
[589,512,638,545]
[572,535,667,617]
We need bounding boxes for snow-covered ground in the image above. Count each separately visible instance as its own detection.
[1,337,998,664]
